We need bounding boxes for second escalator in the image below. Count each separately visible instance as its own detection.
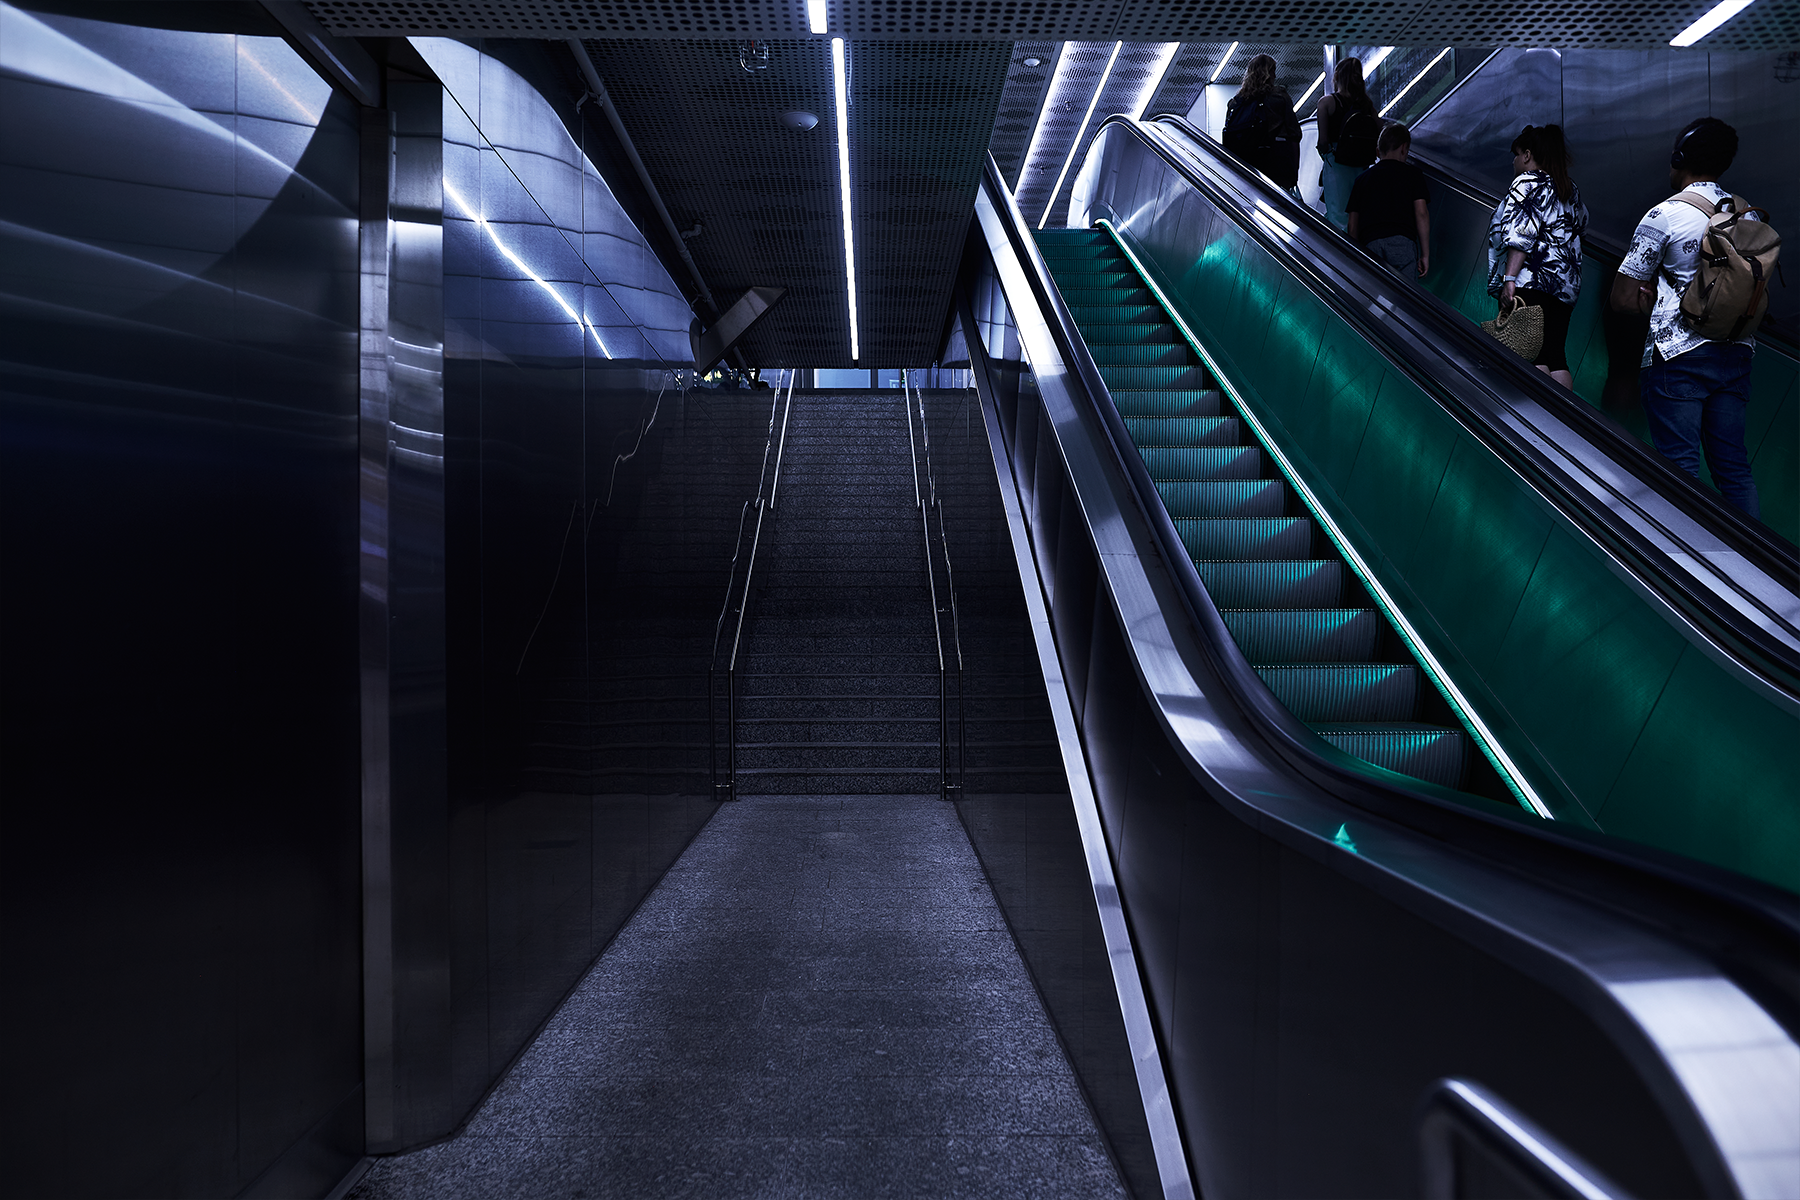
[1036,226,1502,797]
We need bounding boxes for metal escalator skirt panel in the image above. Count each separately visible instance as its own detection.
[1314,723,1469,785]
[1125,417,1239,446]
[1155,480,1284,518]
[1255,663,1419,722]
[1221,608,1382,663]
[1138,445,1260,479]
[1194,559,1344,607]
[1173,517,1311,560]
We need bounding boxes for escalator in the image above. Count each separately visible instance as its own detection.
[949,120,1800,1199]
[1037,227,1490,796]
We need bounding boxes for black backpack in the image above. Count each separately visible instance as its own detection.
[1333,107,1379,167]
[1224,93,1302,189]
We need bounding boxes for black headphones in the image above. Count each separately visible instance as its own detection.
[1671,119,1720,169]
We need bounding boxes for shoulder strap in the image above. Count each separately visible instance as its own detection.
[1670,192,1719,218]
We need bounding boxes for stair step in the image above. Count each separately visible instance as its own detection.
[1193,560,1345,607]
[1155,480,1285,518]
[1099,365,1208,389]
[1076,323,1183,344]
[1254,664,1418,722]
[1137,445,1262,480]
[1223,608,1382,663]
[1108,389,1222,417]
[1313,723,1467,788]
[1124,416,1241,446]
[1173,517,1314,560]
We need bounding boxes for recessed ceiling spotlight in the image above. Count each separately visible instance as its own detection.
[780,110,820,131]
[1023,57,1042,67]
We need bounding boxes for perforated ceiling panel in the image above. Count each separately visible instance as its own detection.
[986,41,1058,188]
[581,38,1008,366]
[302,0,1797,49]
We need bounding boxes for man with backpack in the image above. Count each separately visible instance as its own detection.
[1613,117,1779,520]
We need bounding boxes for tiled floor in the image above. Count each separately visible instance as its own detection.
[349,795,1126,1199]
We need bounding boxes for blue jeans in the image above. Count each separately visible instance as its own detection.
[1641,341,1759,519]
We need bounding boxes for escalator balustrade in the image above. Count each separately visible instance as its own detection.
[1036,226,1474,790]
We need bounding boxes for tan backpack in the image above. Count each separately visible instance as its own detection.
[1670,192,1780,341]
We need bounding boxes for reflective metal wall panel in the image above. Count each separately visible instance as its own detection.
[0,4,363,1196]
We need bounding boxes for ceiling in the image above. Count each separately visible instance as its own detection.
[300,2,1794,368]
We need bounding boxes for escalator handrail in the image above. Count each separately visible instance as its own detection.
[1139,114,1800,702]
[971,152,1800,997]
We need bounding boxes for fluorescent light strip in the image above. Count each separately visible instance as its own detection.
[1296,70,1327,108]
[1095,220,1550,819]
[832,37,859,360]
[1039,40,1122,230]
[1130,41,1181,119]
[1014,41,1071,193]
[442,178,612,358]
[807,0,826,34]
[1672,0,1756,44]
[1209,41,1239,83]
[1362,45,1395,75]
[1381,46,1453,116]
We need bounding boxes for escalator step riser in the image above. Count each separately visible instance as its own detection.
[1175,518,1313,560]
[1256,665,1418,722]
[1313,725,1467,789]
[1156,480,1285,518]
[1109,390,1223,417]
[1058,287,1154,306]
[1103,365,1209,390]
[1079,324,1184,344]
[1125,416,1241,446]
[1222,609,1381,662]
[1195,560,1345,607]
[1139,446,1261,479]
[1088,344,1196,367]
[1071,304,1169,325]
[1052,269,1140,285]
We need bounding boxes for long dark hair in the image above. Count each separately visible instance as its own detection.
[1334,57,1371,109]
[1513,124,1576,200]
[1238,53,1277,99]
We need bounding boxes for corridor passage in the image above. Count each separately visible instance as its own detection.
[349,797,1122,1199]
[350,392,1123,1198]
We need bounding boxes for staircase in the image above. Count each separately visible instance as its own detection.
[731,392,945,795]
[1035,227,1472,790]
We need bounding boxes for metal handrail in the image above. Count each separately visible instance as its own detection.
[708,372,797,800]
[904,369,966,800]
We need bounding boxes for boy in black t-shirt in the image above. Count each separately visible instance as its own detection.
[1347,123,1431,279]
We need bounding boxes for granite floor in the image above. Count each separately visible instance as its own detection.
[348,794,1127,1199]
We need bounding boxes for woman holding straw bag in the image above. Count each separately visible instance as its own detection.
[1487,125,1589,387]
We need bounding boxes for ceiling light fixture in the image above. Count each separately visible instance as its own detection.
[831,37,860,360]
[1013,41,1070,192]
[1209,41,1239,83]
[1296,70,1327,108]
[1130,41,1181,119]
[1023,56,1042,67]
[1381,47,1453,116]
[807,0,826,35]
[1039,39,1122,230]
[1671,0,1756,45]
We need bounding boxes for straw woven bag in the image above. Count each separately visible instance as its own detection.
[1480,297,1544,361]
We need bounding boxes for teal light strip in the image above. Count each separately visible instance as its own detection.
[1095,218,1548,818]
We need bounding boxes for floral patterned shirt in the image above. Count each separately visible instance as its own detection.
[1486,170,1589,306]
[1619,181,1759,367]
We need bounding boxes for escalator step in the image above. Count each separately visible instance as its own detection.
[1174,518,1313,560]
[1088,343,1195,367]
[1312,723,1467,788]
[1156,480,1285,518]
[1124,416,1240,446]
[1194,560,1344,607]
[1255,664,1419,722]
[1102,364,1209,390]
[1080,323,1184,344]
[1071,304,1168,325]
[1050,269,1140,287]
[1110,390,1222,417]
[1059,286,1154,307]
[1138,445,1261,479]
[1221,609,1381,662]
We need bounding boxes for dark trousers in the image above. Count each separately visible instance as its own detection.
[1641,341,1759,519]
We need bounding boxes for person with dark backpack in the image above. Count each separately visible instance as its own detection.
[1315,56,1377,230]
[1222,54,1302,195]
[1613,118,1777,519]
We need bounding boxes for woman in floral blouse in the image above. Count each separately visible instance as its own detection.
[1487,125,1589,387]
